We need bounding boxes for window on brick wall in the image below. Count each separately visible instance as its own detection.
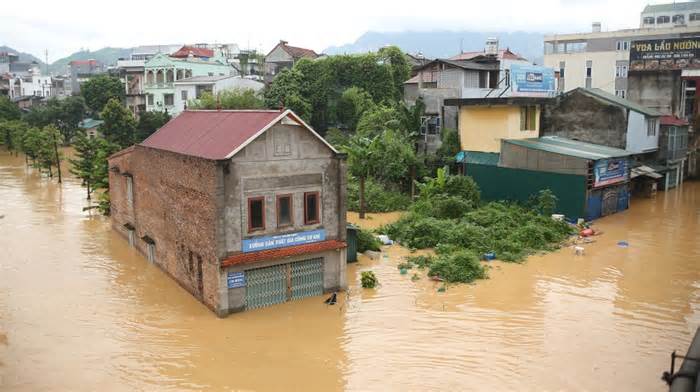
[248,197,265,231]
[277,194,293,227]
[304,192,320,225]
[126,175,133,207]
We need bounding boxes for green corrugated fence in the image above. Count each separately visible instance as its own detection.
[466,164,588,220]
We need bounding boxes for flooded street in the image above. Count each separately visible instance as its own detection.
[1,150,699,391]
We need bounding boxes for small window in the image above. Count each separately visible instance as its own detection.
[647,118,657,136]
[126,176,133,206]
[147,243,155,263]
[657,15,670,24]
[673,14,685,24]
[248,197,265,231]
[181,90,187,101]
[616,65,628,78]
[304,192,320,225]
[559,61,565,79]
[147,94,154,105]
[690,13,700,21]
[277,194,293,227]
[164,93,174,106]
[643,16,655,24]
[520,106,537,131]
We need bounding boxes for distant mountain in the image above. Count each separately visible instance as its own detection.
[49,47,133,74]
[0,45,44,65]
[324,30,545,65]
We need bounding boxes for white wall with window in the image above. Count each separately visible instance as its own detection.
[626,111,659,153]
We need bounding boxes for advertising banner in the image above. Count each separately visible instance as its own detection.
[242,229,326,253]
[510,64,556,97]
[594,159,628,188]
[630,37,700,71]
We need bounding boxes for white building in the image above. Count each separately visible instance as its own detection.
[172,75,264,116]
[544,6,700,97]
[640,2,700,29]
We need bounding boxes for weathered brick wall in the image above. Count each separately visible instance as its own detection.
[108,145,223,313]
[541,91,628,149]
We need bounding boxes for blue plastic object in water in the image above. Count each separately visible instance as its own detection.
[483,252,496,261]
[617,241,629,248]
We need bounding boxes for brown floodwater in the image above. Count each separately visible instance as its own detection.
[1,150,699,391]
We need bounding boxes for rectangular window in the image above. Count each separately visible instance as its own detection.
[559,61,565,79]
[615,90,626,98]
[304,192,320,225]
[164,93,174,106]
[616,65,628,78]
[147,94,154,105]
[126,176,133,206]
[276,194,293,227]
[147,243,155,263]
[647,118,657,136]
[520,106,537,131]
[248,197,265,231]
[181,90,187,101]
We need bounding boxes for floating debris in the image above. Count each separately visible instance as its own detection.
[617,241,629,248]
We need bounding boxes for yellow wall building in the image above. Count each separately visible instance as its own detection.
[447,98,547,153]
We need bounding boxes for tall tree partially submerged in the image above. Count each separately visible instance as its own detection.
[23,96,86,144]
[99,98,137,149]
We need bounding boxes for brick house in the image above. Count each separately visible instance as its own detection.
[107,109,348,316]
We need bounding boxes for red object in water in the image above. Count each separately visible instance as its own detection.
[580,228,594,237]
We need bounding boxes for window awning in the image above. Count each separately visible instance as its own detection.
[630,165,663,179]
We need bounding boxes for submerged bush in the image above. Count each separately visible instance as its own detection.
[361,271,378,288]
[428,250,486,283]
[357,228,381,253]
[347,176,412,213]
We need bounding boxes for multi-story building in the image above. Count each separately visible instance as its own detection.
[107,109,347,315]
[640,2,700,29]
[173,75,264,115]
[143,48,236,114]
[69,59,105,94]
[544,5,700,97]
[405,39,555,153]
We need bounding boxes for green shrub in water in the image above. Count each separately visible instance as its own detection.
[357,228,381,253]
[361,271,378,288]
[428,250,486,283]
[347,176,412,213]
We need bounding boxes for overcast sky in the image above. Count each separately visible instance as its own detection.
[1,0,670,60]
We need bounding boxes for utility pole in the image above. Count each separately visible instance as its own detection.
[52,131,62,183]
[44,49,49,75]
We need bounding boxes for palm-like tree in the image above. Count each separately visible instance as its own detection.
[342,134,378,219]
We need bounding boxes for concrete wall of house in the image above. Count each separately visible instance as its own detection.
[266,46,293,63]
[544,50,622,94]
[499,142,590,175]
[626,71,682,115]
[541,91,628,149]
[438,68,465,89]
[458,105,540,153]
[626,110,659,153]
[108,146,225,314]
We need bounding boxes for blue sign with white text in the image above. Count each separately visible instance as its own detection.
[242,229,326,253]
[227,271,246,288]
[510,64,555,96]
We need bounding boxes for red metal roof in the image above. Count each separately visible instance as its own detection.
[660,115,689,126]
[69,59,100,66]
[171,46,215,58]
[140,110,287,160]
[220,240,347,268]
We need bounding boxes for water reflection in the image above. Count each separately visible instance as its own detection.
[1,150,698,391]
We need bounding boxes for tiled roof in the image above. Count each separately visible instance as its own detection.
[220,240,347,268]
[140,110,286,160]
[504,136,633,160]
[171,46,215,58]
[660,115,689,126]
[268,41,318,60]
[575,88,663,117]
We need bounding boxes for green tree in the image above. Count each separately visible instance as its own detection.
[378,46,412,100]
[337,87,374,131]
[0,96,21,121]
[356,105,402,137]
[93,140,121,215]
[190,89,265,110]
[69,132,101,199]
[81,75,125,113]
[264,68,312,122]
[436,128,461,162]
[136,110,170,142]
[398,98,425,142]
[32,125,63,179]
[370,130,418,187]
[23,97,86,143]
[0,120,28,154]
[99,98,137,148]
[342,134,379,219]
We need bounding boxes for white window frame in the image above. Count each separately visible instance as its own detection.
[647,118,657,136]
[126,176,133,207]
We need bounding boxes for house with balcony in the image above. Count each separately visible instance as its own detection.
[107,109,347,315]
[143,49,235,114]
[656,115,690,189]
[404,38,554,153]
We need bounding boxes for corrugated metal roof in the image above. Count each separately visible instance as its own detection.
[504,136,633,160]
[171,46,214,58]
[458,150,500,165]
[79,118,104,129]
[660,115,689,126]
[140,110,286,160]
[575,88,663,117]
